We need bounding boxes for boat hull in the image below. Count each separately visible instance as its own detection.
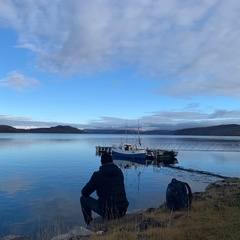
[112,148,146,159]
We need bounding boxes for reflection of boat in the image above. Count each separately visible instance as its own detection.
[113,157,146,192]
[113,155,147,167]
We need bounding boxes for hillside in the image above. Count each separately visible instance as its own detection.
[174,124,240,136]
[84,129,126,134]
[1,124,240,136]
[0,125,20,133]
[28,125,84,133]
[0,125,84,134]
[85,124,240,136]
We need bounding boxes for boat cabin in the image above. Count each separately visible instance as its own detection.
[120,143,136,151]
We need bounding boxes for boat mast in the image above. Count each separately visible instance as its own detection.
[137,121,141,146]
[125,121,128,143]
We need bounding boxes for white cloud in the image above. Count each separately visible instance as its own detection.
[0,0,240,96]
[85,108,240,130]
[0,71,41,91]
[0,114,65,129]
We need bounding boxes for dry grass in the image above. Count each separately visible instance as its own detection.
[6,178,238,240]
[87,178,240,240]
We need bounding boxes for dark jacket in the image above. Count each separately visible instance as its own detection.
[81,162,129,215]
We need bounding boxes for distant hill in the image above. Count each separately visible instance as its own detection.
[174,124,240,136]
[0,125,20,133]
[0,125,84,134]
[28,125,85,133]
[85,125,240,136]
[85,129,175,135]
[1,124,240,136]
[141,130,174,135]
[84,129,126,134]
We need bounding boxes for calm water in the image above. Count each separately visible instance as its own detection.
[0,133,239,238]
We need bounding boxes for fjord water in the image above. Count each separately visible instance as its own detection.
[0,133,239,238]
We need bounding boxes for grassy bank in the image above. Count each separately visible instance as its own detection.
[83,178,240,240]
[2,178,239,240]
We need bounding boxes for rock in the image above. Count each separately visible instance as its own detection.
[51,226,101,240]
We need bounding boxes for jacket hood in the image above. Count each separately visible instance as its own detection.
[99,163,121,177]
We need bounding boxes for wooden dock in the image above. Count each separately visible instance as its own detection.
[95,146,112,154]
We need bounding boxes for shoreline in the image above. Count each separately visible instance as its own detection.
[2,177,239,240]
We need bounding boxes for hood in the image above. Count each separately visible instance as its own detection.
[99,163,121,177]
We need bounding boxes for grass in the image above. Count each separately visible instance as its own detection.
[4,178,239,240]
[86,178,240,240]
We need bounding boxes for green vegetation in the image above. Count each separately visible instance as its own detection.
[2,179,239,240]
[86,178,240,240]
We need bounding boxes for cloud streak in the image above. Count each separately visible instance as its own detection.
[1,106,240,130]
[0,0,240,97]
[0,71,41,91]
[88,109,240,130]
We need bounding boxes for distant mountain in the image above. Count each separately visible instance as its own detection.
[141,130,175,135]
[75,125,240,136]
[174,124,240,136]
[85,129,175,135]
[1,124,240,136]
[27,125,85,133]
[0,125,84,134]
[0,125,20,133]
[84,129,126,134]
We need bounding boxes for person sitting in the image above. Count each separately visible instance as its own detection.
[80,153,129,225]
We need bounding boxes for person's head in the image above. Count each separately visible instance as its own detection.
[101,153,113,165]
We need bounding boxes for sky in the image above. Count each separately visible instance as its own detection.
[0,0,240,130]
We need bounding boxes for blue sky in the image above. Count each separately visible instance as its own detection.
[0,0,240,130]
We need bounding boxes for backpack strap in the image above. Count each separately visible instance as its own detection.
[184,182,192,207]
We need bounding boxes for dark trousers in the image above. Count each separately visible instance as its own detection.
[80,196,103,225]
[80,196,128,225]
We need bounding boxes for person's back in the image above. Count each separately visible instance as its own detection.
[80,153,129,224]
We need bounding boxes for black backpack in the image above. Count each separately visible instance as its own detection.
[166,178,192,211]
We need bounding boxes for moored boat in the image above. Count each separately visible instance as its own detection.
[112,123,147,159]
[112,142,146,159]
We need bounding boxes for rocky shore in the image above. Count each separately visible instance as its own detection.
[1,177,240,240]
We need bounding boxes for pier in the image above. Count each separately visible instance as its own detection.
[96,141,240,156]
[95,146,112,154]
[95,145,178,162]
[150,142,240,152]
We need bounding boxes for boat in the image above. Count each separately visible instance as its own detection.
[112,142,147,159]
[146,148,178,161]
[95,123,178,162]
[112,125,147,159]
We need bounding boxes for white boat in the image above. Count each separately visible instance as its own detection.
[112,125,147,159]
[112,142,146,159]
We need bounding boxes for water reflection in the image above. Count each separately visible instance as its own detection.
[0,174,34,197]
[0,134,239,239]
[113,155,178,169]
